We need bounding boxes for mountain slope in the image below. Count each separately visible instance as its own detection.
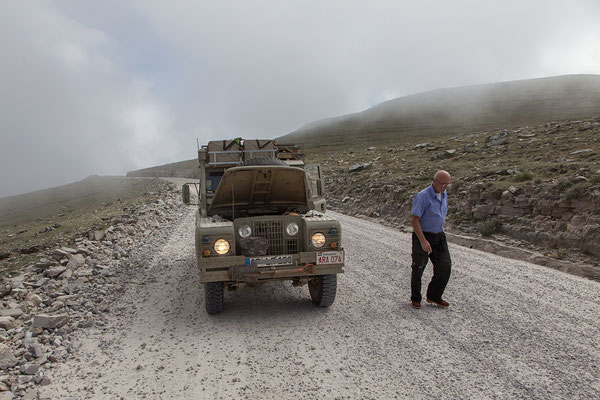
[279,74,600,144]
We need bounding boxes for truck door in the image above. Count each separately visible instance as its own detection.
[305,164,327,212]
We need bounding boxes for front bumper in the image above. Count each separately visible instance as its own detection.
[197,250,344,283]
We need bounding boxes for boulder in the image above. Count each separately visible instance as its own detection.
[32,314,69,329]
[44,266,66,278]
[0,344,18,369]
[485,132,508,147]
[0,318,14,331]
[66,254,85,269]
[90,230,105,241]
[20,364,40,375]
[0,392,13,400]
[496,206,525,218]
[348,163,372,173]
[0,309,23,318]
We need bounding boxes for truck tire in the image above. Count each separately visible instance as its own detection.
[309,274,337,307]
[240,157,286,166]
[205,282,224,314]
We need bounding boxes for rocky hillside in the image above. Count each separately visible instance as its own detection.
[311,116,600,280]
[0,176,174,276]
[0,180,186,398]
[126,159,199,179]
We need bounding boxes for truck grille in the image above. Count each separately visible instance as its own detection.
[253,220,298,255]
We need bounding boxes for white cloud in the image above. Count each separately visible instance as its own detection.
[1,0,599,196]
[0,1,177,196]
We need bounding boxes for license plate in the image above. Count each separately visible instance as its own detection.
[246,255,294,267]
[316,251,344,265]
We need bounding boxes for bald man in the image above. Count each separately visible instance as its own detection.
[409,170,452,309]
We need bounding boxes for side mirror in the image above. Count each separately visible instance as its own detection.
[182,184,191,205]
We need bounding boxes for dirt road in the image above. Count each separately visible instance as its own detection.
[46,207,600,399]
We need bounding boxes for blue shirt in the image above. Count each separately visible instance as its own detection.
[411,185,448,233]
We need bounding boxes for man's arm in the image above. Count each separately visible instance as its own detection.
[411,215,432,253]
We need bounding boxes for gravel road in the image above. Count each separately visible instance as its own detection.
[45,207,600,399]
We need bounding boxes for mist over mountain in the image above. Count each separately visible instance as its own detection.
[280,74,600,143]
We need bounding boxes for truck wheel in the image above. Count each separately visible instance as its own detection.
[309,274,337,307]
[205,282,224,314]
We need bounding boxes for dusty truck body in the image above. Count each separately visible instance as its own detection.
[191,139,344,314]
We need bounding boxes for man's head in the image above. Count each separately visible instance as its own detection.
[432,170,451,194]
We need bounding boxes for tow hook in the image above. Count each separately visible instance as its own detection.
[297,264,314,274]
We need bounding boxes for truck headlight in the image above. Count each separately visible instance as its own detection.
[311,232,326,248]
[238,224,252,238]
[286,222,299,236]
[214,238,230,255]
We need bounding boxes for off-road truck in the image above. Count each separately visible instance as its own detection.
[186,138,344,314]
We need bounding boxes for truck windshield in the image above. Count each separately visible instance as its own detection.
[206,171,224,193]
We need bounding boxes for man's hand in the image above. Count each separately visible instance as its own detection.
[411,215,432,253]
[420,239,432,253]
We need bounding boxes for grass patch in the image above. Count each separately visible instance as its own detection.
[565,182,592,201]
[514,171,533,182]
[557,180,575,191]
[477,218,502,237]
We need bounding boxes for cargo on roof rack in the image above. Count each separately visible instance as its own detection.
[203,138,279,166]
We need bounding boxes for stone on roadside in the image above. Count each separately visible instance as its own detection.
[0,344,18,369]
[44,267,66,279]
[23,338,44,359]
[0,285,11,299]
[51,249,69,260]
[90,230,105,241]
[570,149,593,156]
[61,269,73,280]
[20,363,40,375]
[26,293,43,306]
[66,254,85,269]
[34,259,54,270]
[485,132,508,147]
[0,309,23,318]
[348,163,373,173]
[33,314,69,329]
[0,318,14,331]
[34,278,50,288]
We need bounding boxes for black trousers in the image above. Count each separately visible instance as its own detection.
[410,231,452,302]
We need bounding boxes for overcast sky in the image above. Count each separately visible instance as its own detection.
[1,1,599,197]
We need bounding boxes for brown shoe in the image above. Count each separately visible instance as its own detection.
[426,298,449,308]
[411,301,421,309]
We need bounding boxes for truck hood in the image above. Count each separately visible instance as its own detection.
[208,166,309,214]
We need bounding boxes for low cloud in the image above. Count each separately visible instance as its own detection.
[1,0,599,196]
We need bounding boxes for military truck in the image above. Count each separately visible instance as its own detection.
[187,138,344,314]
